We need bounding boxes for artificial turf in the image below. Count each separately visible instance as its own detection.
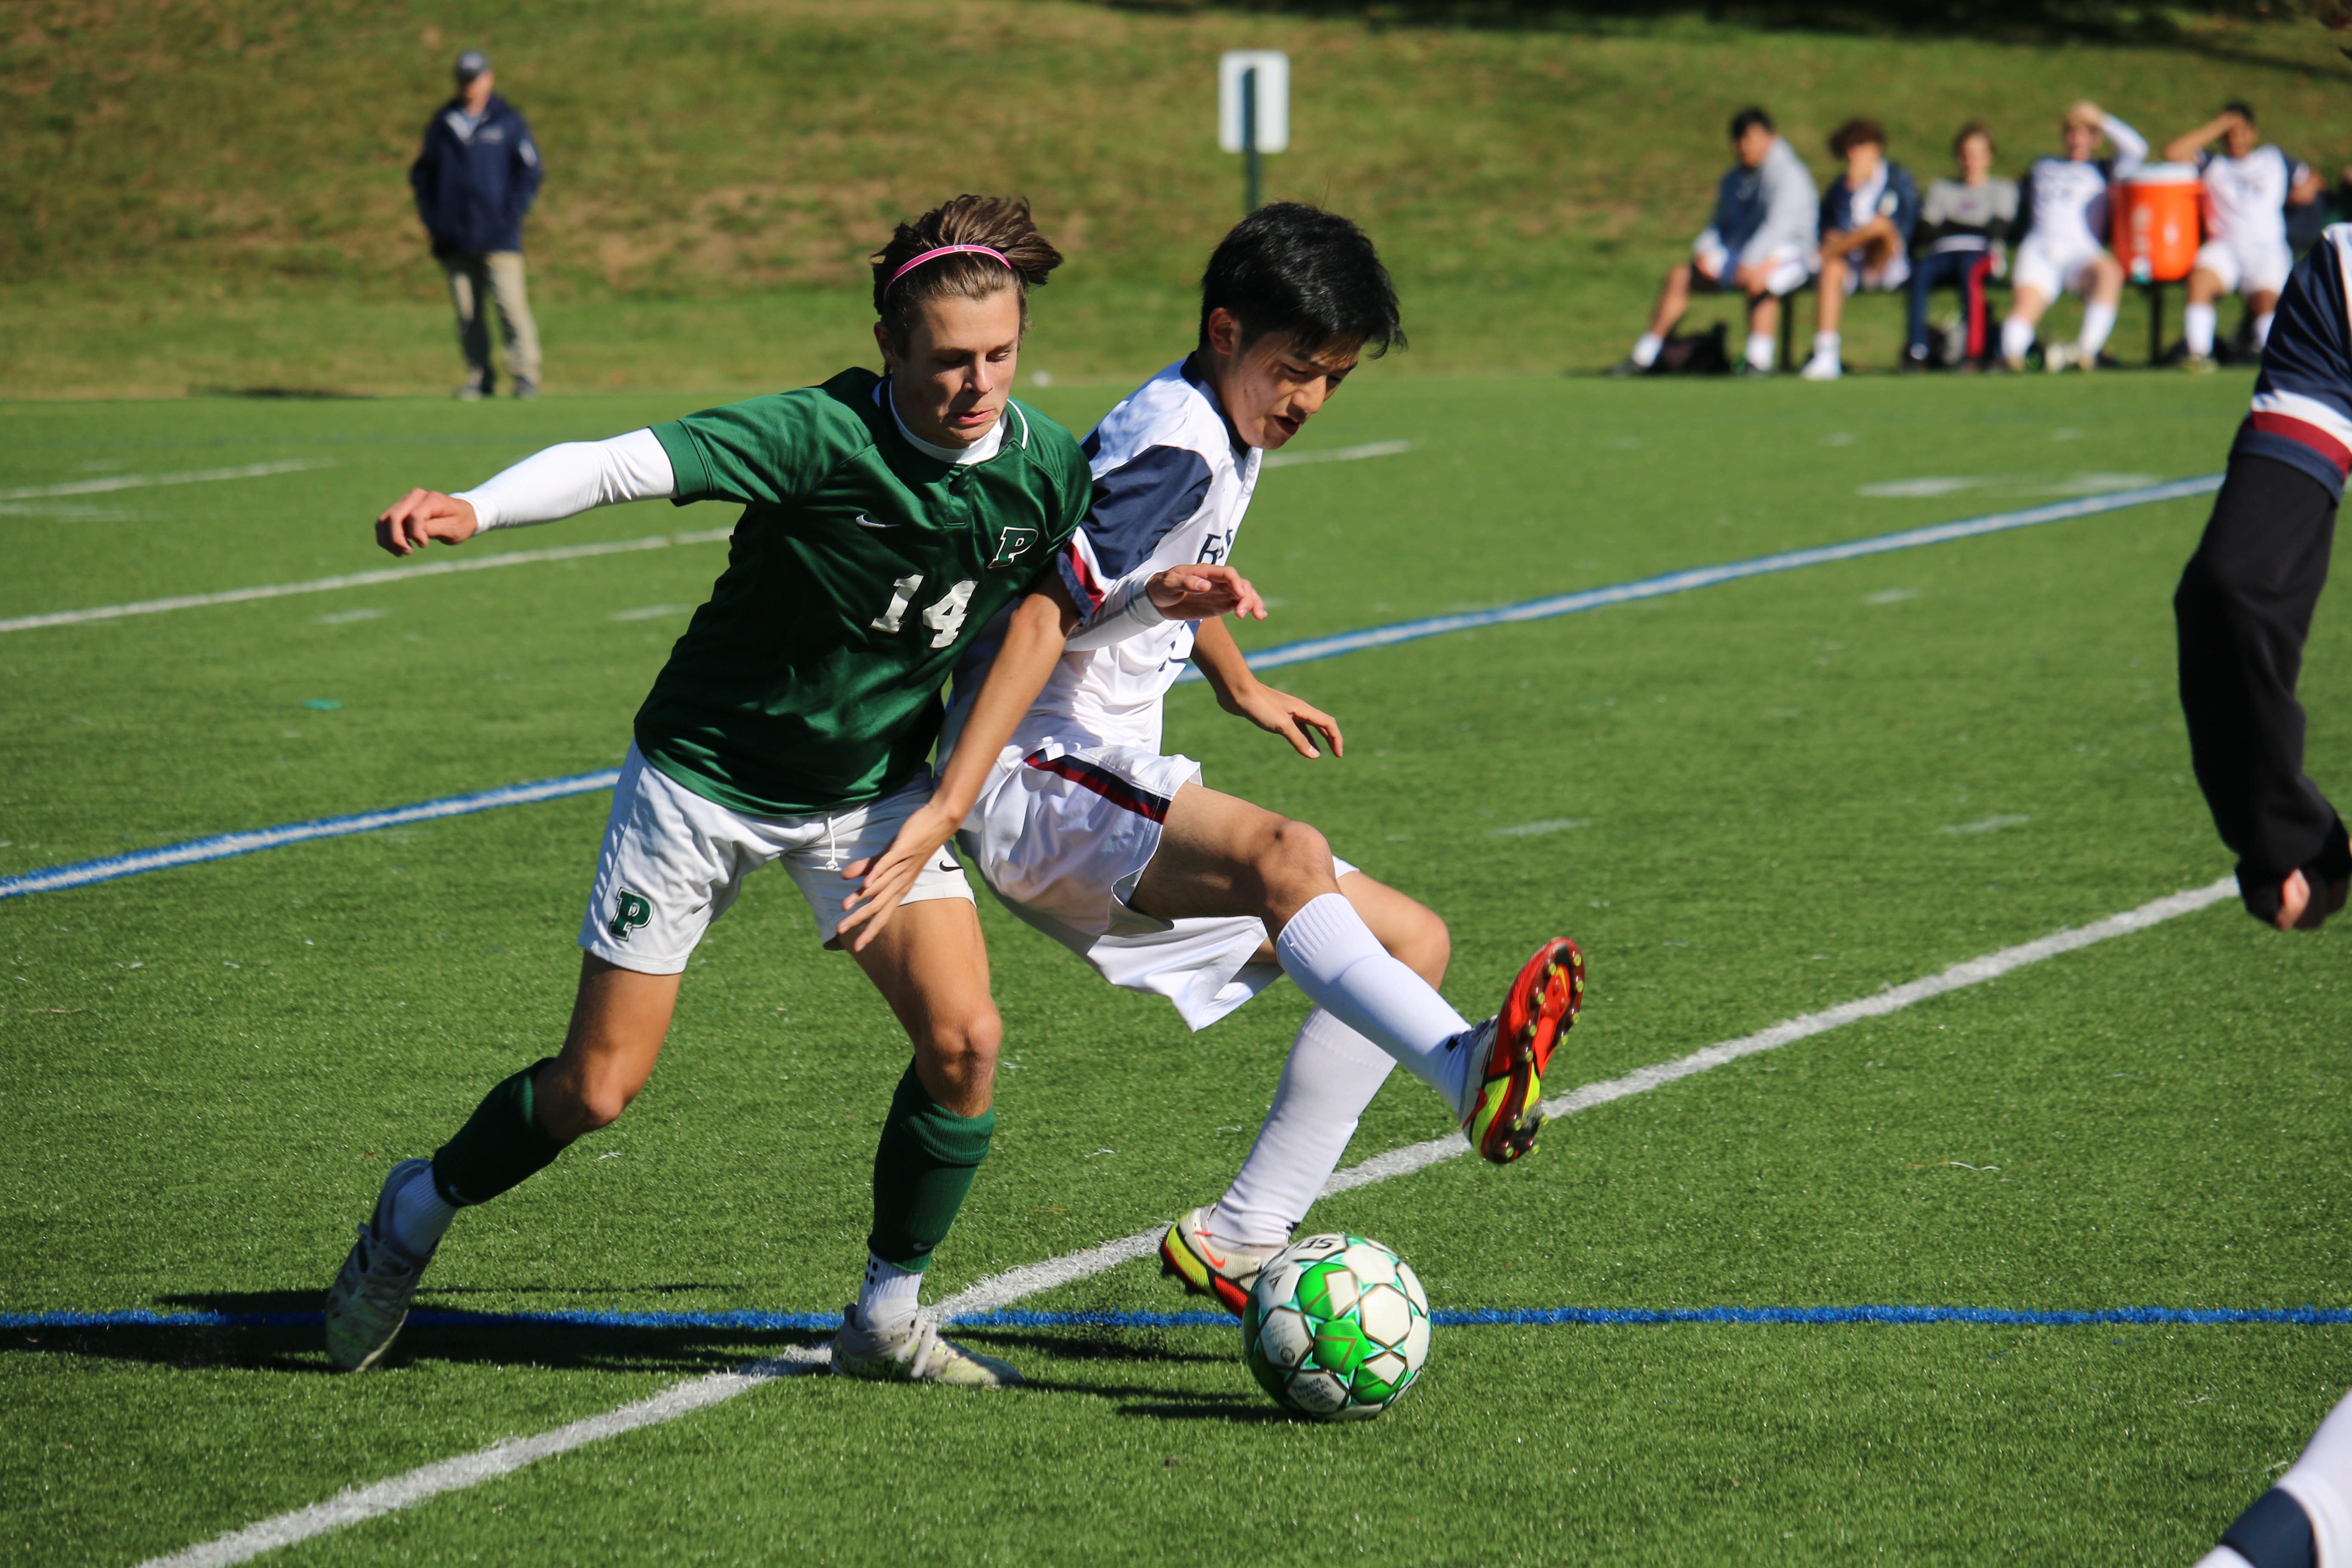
[4,369,2349,1565]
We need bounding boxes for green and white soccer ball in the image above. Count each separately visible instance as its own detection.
[1241,1232,1431,1421]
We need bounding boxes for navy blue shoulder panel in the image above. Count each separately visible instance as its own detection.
[1086,444,1214,578]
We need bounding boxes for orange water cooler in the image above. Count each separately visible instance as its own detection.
[2113,164,2204,283]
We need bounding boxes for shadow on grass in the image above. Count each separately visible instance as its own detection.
[0,1293,1255,1394]
[3,1289,826,1376]
[190,385,371,400]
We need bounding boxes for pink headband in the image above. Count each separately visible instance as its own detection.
[885,243,1013,292]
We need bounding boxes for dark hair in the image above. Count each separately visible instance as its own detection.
[2225,99,2257,124]
[1197,202,1403,359]
[1730,107,1774,141]
[1828,117,1885,157]
[871,195,1063,348]
[1953,119,1995,157]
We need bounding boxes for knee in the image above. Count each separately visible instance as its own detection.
[541,1065,639,1137]
[1666,263,1692,288]
[1255,817,1335,904]
[920,1006,1003,1085]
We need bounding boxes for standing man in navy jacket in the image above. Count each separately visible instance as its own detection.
[410,50,544,399]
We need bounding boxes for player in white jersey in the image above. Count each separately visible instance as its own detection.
[2165,101,2324,369]
[948,204,1585,1314]
[2000,101,2145,372]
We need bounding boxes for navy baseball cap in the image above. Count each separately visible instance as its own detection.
[454,50,490,81]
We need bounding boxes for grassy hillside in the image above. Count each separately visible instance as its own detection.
[6,0,2352,393]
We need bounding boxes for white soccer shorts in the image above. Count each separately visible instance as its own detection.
[1838,252,1912,294]
[578,745,973,975]
[2011,233,2106,300]
[1691,238,1811,298]
[961,740,1354,1031]
[2195,237,2291,298]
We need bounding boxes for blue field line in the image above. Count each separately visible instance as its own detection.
[0,475,2221,902]
[0,770,621,901]
[10,1300,2352,1334]
[1180,472,2223,681]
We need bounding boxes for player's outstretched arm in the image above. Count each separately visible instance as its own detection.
[373,430,678,558]
[1062,562,1265,651]
[1190,615,1343,761]
[837,579,1086,951]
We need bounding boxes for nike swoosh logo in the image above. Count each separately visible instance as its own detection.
[855,514,894,529]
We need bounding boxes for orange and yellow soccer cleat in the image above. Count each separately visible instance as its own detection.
[1159,1206,1288,1318]
[1458,937,1586,1165]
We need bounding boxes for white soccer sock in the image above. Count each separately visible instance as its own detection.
[386,1162,456,1257]
[2079,300,2118,357]
[1274,894,1475,1114]
[2254,311,2275,351]
[1631,332,1663,368]
[1744,332,1775,372]
[2001,316,2035,363]
[2185,301,2218,357]
[1209,1009,1397,1248]
[2275,1389,2352,1565]
[856,1251,923,1335]
[1811,330,1840,360]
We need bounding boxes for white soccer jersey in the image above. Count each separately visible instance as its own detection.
[1023,357,1261,753]
[2022,114,2146,259]
[2201,145,2306,254]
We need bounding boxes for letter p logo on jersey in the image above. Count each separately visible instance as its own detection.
[608,889,651,941]
[989,526,1040,569]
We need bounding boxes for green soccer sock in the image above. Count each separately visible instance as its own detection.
[430,1057,571,1207]
[866,1060,996,1272]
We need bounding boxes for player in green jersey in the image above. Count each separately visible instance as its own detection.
[325,196,1259,1385]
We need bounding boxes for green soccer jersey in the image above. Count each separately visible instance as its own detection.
[636,368,1089,817]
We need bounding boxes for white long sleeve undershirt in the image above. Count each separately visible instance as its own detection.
[455,427,678,532]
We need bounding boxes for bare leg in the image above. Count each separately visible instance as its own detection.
[534,955,682,1139]
[1816,252,1851,337]
[1647,263,1696,340]
[848,897,1000,1115]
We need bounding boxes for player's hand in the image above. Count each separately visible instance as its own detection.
[1220,679,1343,760]
[837,799,959,951]
[1147,564,1266,622]
[376,490,480,557]
[2275,869,2351,932]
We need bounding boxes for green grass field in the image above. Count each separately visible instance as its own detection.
[6,366,2352,1566]
[11,0,2352,394]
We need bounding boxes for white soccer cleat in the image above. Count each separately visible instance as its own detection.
[324,1157,436,1372]
[1799,353,1842,382]
[829,1306,1023,1387]
[2043,342,2076,372]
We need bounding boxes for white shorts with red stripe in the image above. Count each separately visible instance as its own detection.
[960,740,1354,1030]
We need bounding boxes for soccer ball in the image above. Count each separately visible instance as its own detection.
[1241,1232,1431,1421]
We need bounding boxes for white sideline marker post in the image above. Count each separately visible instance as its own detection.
[1219,50,1288,214]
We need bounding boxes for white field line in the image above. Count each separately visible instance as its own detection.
[137,1347,829,1568]
[0,458,333,502]
[134,875,2234,1566]
[1,528,735,634]
[1260,438,1411,469]
[13,441,1402,635]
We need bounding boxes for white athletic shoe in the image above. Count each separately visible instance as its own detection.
[324,1158,436,1372]
[829,1306,1023,1387]
[1799,353,1842,381]
[2043,342,2078,372]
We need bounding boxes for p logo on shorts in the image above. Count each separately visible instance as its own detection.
[989,526,1040,569]
[608,889,651,942]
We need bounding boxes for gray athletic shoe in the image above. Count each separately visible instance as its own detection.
[829,1305,1023,1387]
[324,1158,435,1372]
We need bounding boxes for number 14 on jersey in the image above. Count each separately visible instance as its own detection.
[869,575,977,649]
